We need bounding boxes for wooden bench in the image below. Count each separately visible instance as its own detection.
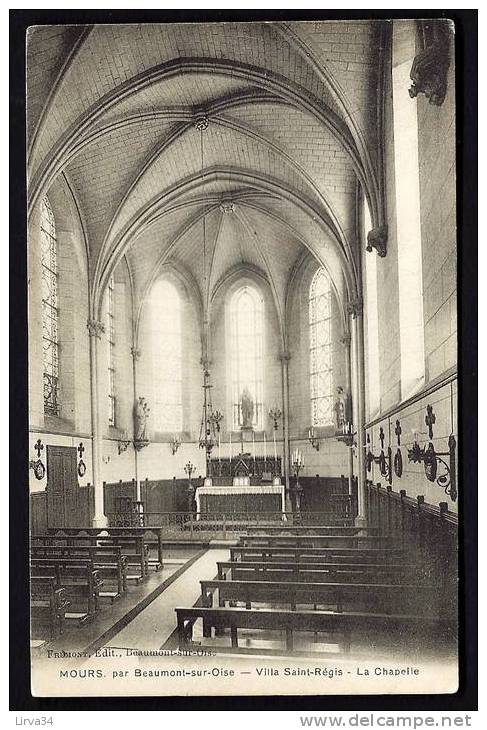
[30,576,70,639]
[30,557,103,623]
[31,544,127,599]
[216,560,419,584]
[34,533,148,583]
[46,526,164,571]
[245,525,379,535]
[238,534,393,548]
[200,579,442,616]
[176,605,451,655]
[230,546,405,563]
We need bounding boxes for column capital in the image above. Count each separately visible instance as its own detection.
[131,346,141,361]
[366,225,388,257]
[347,298,363,319]
[340,331,351,347]
[87,319,105,338]
[278,351,291,363]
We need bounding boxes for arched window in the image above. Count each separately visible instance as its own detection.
[40,195,59,416]
[309,268,333,426]
[105,275,116,426]
[150,279,183,432]
[230,286,264,429]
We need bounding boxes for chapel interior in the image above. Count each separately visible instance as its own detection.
[27,20,458,670]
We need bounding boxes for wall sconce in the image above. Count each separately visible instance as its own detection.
[118,430,131,455]
[407,405,457,501]
[336,422,356,448]
[269,407,282,431]
[170,435,181,455]
[307,426,320,451]
[365,428,392,485]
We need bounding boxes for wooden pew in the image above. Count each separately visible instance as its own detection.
[46,526,164,571]
[245,525,379,535]
[30,577,70,639]
[30,558,103,623]
[34,534,147,583]
[200,579,442,616]
[230,546,405,563]
[216,560,419,584]
[238,534,393,549]
[176,605,451,655]
[31,544,127,599]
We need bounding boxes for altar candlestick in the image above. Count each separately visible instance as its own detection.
[229,431,232,463]
[252,430,256,463]
[263,431,267,464]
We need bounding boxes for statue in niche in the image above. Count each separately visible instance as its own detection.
[240,388,254,430]
[334,386,347,432]
[134,397,150,441]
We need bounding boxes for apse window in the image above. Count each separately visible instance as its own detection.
[392,20,425,398]
[309,268,333,427]
[105,275,116,427]
[150,279,183,432]
[230,285,264,430]
[40,195,60,416]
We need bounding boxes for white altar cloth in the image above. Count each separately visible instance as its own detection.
[195,483,285,517]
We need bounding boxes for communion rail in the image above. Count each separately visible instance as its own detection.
[105,505,354,539]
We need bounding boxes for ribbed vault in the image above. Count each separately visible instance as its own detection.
[27,20,387,330]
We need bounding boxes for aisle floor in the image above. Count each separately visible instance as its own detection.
[105,548,229,650]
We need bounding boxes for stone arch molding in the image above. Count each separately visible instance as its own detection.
[28,56,380,233]
[92,168,359,324]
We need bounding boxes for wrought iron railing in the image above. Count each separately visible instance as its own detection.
[106,502,354,538]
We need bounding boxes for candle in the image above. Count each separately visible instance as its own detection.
[263,431,267,462]
[229,431,232,462]
[252,430,256,462]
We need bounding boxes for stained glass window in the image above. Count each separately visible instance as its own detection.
[309,268,333,426]
[230,286,264,429]
[150,279,183,432]
[106,275,116,426]
[40,196,59,416]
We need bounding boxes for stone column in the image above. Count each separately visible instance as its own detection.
[278,351,291,510]
[131,346,141,502]
[87,318,107,527]
[348,298,367,526]
[341,331,354,497]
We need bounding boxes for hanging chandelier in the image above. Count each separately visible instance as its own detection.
[196,114,223,476]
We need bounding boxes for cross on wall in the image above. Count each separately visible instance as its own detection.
[425,405,436,440]
[34,439,44,459]
[379,427,385,450]
[395,420,402,446]
[77,442,85,459]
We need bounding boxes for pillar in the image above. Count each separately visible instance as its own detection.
[341,331,354,497]
[279,351,291,510]
[348,298,367,526]
[87,318,107,527]
[131,346,141,501]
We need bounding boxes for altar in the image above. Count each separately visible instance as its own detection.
[195,476,285,517]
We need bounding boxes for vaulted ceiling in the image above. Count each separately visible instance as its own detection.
[27,21,385,332]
